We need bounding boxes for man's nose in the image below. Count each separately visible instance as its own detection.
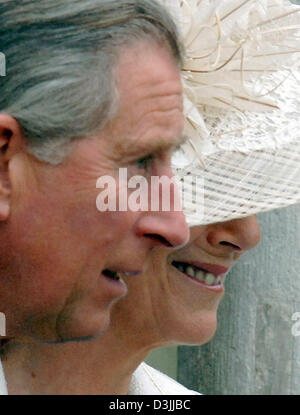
[134,167,190,248]
[136,209,189,249]
[206,215,261,253]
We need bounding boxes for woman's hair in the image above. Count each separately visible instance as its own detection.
[0,0,183,164]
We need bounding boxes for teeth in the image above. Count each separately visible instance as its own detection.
[173,262,224,287]
[205,273,215,285]
[195,270,206,281]
[186,266,195,277]
[178,264,184,273]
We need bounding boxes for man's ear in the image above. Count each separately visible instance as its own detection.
[0,113,24,221]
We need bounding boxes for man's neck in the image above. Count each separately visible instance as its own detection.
[2,329,153,395]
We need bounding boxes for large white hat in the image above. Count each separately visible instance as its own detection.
[162,0,300,225]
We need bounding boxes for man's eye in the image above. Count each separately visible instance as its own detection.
[136,154,154,170]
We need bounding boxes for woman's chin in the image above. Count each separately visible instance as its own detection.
[169,312,218,346]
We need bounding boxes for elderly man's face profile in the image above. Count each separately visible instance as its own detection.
[0,41,188,343]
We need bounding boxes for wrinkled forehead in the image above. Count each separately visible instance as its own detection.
[106,41,186,157]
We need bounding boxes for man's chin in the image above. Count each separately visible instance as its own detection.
[4,313,110,345]
[54,310,111,344]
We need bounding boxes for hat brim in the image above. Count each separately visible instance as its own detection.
[178,139,300,226]
[174,70,300,226]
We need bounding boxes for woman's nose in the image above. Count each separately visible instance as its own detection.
[206,215,261,253]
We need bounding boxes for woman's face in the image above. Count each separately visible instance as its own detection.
[116,216,261,347]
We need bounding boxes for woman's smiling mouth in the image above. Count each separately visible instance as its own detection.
[172,261,228,289]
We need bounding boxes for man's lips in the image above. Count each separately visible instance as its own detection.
[122,271,142,277]
[102,269,142,281]
[102,269,122,281]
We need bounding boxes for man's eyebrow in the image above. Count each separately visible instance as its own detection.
[115,134,188,157]
[144,134,188,153]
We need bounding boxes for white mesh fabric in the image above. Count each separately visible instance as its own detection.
[175,71,300,225]
[180,141,300,225]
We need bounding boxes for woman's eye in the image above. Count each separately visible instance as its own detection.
[135,154,154,170]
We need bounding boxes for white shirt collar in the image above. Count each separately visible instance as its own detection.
[0,359,8,395]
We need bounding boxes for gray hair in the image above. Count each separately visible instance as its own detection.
[0,0,183,164]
